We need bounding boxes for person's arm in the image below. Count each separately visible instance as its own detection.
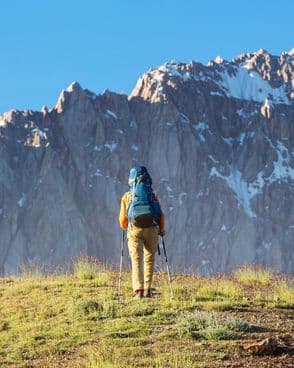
[155,194,166,236]
[159,213,165,236]
[119,192,129,230]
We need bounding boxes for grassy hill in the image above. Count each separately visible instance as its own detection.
[0,258,293,367]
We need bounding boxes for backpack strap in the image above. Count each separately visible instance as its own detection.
[126,190,134,220]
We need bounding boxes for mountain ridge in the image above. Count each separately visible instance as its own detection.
[0,49,293,275]
[1,48,294,118]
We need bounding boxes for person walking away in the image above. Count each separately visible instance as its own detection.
[119,166,165,298]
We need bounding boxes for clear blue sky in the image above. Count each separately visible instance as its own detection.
[0,0,293,113]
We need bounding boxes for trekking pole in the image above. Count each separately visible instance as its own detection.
[157,243,161,256]
[161,236,174,299]
[118,230,125,295]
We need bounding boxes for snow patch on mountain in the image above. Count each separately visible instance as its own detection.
[158,62,191,81]
[17,193,27,208]
[0,120,7,128]
[131,144,139,151]
[141,50,293,106]
[236,108,258,118]
[32,127,47,140]
[218,67,289,104]
[92,169,103,177]
[210,167,257,218]
[106,110,117,119]
[178,192,187,205]
[104,142,117,152]
[210,139,294,218]
[193,122,211,142]
[268,140,294,182]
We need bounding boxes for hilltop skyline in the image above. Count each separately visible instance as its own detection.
[0,0,293,113]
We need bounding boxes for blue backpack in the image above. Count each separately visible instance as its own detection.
[127,166,162,228]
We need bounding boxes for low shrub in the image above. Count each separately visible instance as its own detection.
[74,255,108,281]
[72,300,103,320]
[234,266,273,286]
[272,280,294,308]
[176,311,251,340]
[18,263,44,279]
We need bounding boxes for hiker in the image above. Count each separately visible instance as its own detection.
[119,166,165,299]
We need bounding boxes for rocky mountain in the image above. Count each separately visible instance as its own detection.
[0,49,293,275]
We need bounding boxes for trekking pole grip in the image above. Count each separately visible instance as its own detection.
[162,236,168,260]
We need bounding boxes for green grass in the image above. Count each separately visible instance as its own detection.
[0,262,292,367]
[18,262,45,279]
[73,256,111,285]
[234,265,273,286]
[176,311,251,340]
[271,279,294,308]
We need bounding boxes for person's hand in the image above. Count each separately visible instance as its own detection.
[159,229,166,237]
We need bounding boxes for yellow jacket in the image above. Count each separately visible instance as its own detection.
[119,191,165,234]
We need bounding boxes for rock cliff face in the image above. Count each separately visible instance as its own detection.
[0,49,293,274]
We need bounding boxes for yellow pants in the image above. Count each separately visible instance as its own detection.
[127,226,158,291]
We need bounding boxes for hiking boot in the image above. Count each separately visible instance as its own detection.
[134,289,144,299]
[144,288,152,298]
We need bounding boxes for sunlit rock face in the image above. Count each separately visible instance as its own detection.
[0,49,293,275]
